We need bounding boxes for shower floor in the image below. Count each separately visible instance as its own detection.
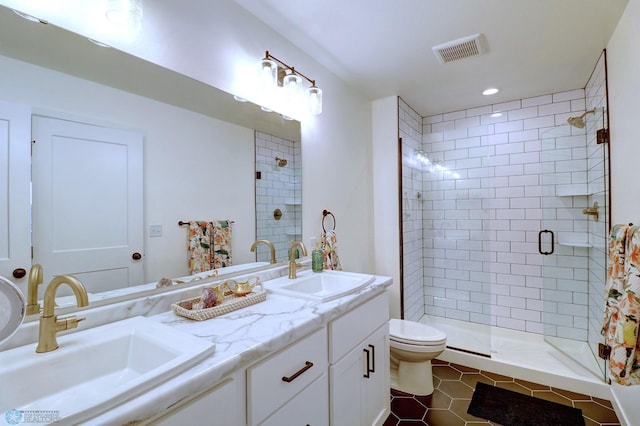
[419,315,609,399]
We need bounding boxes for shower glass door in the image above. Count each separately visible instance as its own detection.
[540,106,608,380]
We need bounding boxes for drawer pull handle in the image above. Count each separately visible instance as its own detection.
[363,348,371,378]
[282,361,313,383]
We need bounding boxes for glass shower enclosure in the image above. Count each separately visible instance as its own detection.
[540,105,609,380]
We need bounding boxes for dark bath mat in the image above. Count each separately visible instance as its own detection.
[467,382,585,426]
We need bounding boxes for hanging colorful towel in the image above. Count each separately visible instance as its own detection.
[321,229,342,271]
[602,224,640,385]
[188,221,214,274]
[211,220,233,269]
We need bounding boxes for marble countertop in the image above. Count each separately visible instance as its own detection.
[84,269,392,425]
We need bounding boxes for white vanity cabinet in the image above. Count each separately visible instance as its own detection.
[150,370,245,425]
[329,293,390,426]
[247,327,328,425]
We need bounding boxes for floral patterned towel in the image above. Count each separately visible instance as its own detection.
[321,229,342,271]
[187,220,233,273]
[188,221,214,274]
[211,220,233,269]
[602,224,640,385]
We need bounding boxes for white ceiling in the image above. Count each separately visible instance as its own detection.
[235,0,629,117]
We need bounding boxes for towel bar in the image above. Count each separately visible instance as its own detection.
[179,220,235,227]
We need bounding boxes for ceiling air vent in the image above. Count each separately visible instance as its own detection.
[432,33,487,64]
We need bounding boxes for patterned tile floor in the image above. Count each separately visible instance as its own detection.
[384,359,621,426]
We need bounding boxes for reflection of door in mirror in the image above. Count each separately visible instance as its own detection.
[0,101,31,296]
[255,131,301,263]
[31,116,144,298]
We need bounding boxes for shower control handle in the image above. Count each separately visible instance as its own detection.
[538,229,554,255]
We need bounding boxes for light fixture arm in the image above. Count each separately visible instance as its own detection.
[264,51,317,86]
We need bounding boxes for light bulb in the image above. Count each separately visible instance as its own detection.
[307,86,322,115]
[283,72,302,106]
[258,58,277,91]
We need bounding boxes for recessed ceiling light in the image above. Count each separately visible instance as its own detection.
[483,87,499,96]
[490,112,503,118]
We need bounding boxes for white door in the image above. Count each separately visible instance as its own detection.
[32,116,143,296]
[0,101,31,295]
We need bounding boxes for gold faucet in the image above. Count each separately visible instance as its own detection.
[288,241,308,279]
[36,275,89,353]
[250,239,277,264]
[26,264,44,315]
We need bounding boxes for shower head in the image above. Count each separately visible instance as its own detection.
[567,108,596,129]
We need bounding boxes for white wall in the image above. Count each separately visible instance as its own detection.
[372,96,401,318]
[608,0,640,224]
[0,54,256,283]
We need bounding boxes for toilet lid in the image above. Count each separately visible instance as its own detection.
[389,319,446,345]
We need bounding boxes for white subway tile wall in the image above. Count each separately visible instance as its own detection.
[255,131,301,263]
[402,60,609,340]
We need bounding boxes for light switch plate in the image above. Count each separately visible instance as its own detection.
[149,224,162,237]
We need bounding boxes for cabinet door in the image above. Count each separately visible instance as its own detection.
[330,324,389,426]
[362,325,390,426]
[260,374,328,426]
[330,344,363,425]
[151,374,243,425]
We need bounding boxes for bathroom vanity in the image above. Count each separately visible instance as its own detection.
[1,264,391,425]
[112,271,391,425]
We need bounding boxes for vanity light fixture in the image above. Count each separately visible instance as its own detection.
[258,51,323,115]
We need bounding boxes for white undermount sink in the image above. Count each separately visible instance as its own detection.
[0,316,215,425]
[264,269,375,302]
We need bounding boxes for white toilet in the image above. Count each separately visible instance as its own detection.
[389,318,447,396]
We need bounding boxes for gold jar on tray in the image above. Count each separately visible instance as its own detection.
[225,276,262,297]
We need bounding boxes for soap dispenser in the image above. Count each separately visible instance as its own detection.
[312,242,323,272]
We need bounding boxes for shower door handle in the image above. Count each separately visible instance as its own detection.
[538,229,554,255]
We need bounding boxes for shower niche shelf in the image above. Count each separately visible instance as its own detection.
[557,232,592,248]
[555,185,592,197]
[558,241,593,248]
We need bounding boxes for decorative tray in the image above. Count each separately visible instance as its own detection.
[172,285,266,321]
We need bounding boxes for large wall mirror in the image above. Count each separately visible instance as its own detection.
[0,5,301,319]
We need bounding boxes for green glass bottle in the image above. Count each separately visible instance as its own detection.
[312,243,323,272]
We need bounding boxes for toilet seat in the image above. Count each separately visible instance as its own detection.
[389,319,447,347]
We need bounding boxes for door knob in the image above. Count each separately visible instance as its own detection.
[12,268,27,279]
[132,252,142,260]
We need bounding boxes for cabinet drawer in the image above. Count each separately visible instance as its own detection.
[248,327,328,425]
[329,292,388,363]
[259,374,328,426]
